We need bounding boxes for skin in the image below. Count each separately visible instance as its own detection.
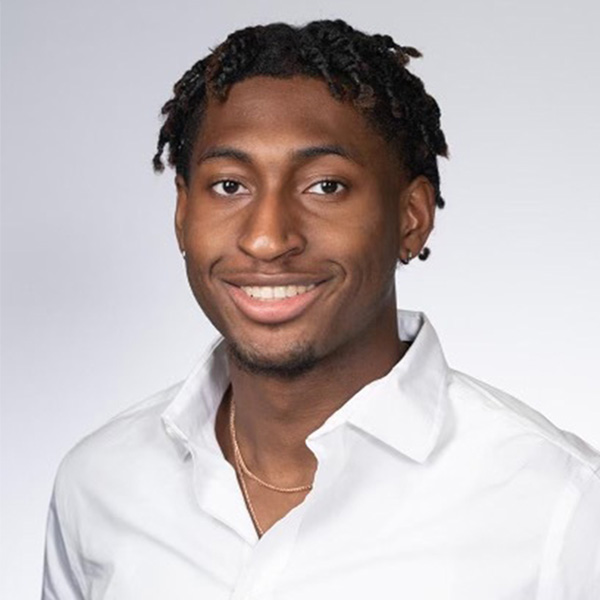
[175,76,435,534]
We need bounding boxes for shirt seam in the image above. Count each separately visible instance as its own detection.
[453,371,600,475]
[52,455,90,597]
[534,464,594,600]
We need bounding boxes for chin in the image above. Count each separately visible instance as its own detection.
[226,339,319,379]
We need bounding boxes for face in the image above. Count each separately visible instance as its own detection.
[175,76,433,376]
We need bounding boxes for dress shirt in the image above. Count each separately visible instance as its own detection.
[42,311,600,599]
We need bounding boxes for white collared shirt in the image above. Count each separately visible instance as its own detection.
[42,312,600,599]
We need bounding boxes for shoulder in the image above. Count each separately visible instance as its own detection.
[53,381,185,507]
[447,369,600,481]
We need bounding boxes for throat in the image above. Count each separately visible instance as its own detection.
[229,395,315,493]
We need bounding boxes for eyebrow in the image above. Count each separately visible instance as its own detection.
[292,144,360,164]
[197,147,252,164]
[196,144,362,166]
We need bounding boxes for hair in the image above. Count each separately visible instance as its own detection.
[153,19,448,259]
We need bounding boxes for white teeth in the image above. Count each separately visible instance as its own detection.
[240,284,316,300]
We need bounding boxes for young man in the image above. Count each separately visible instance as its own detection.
[43,20,600,599]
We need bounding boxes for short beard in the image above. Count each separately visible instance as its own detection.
[227,340,318,379]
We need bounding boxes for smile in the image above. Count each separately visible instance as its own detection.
[224,280,325,325]
[240,284,316,301]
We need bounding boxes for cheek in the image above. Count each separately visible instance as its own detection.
[326,218,398,288]
[184,204,235,263]
[182,215,225,304]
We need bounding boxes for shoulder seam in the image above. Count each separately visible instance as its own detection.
[105,380,185,424]
[451,371,600,475]
[51,456,90,597]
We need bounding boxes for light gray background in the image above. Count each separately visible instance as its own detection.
[2,0,599,597]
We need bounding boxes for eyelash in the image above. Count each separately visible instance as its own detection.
[305,179,346,195]
[210,179,347,197]
[210,180,248,196]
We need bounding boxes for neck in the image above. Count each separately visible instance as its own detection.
[216,304,407,485]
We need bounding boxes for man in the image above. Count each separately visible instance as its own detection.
[42,20,600,599]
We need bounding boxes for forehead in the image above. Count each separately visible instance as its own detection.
[194,76,397,167]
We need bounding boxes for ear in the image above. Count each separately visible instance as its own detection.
[175,175,188,253]
[398,175,436,260]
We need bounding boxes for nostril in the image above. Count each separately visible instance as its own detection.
[238,223,306,261]
[238,233,306,261]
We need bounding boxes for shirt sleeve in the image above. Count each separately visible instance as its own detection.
[41,490,86,600]
[538,463,600,599]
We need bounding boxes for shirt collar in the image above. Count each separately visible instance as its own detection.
[161,337,230,459]
[161,310,449,464]
[318,310,450,463]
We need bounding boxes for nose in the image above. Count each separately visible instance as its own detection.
[237,191,306,262]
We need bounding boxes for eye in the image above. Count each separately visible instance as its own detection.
[305,180,346,195]
[211,180,248,196]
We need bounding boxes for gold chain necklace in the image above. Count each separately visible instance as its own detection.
[229,398,313,536]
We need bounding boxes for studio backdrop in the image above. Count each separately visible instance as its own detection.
[2,0,599,598]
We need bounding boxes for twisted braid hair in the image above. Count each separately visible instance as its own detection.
[153,20,449,258]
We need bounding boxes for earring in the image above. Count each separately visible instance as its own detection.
[399,250,413,265]
[418,247,431,261]
[181,250,186,260]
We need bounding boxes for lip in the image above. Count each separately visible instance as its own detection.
[222,272,328,288]
[223,279,327,325]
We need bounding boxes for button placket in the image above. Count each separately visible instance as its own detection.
[230,502,306,599]
[230,427,349,599]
